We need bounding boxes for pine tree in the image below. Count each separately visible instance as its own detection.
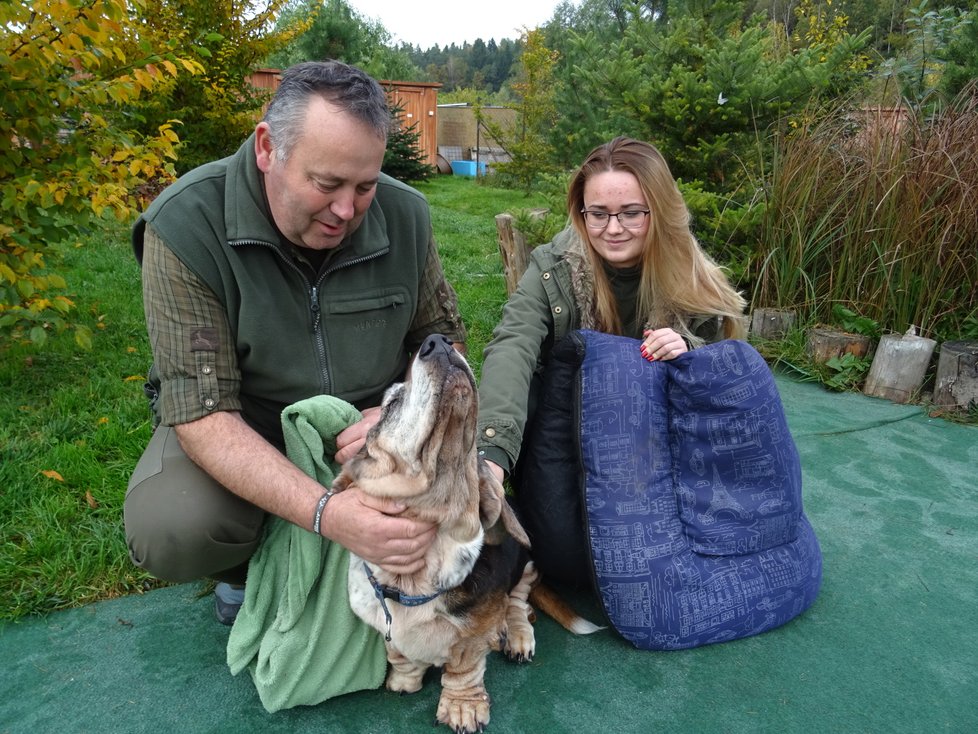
[382,99,434,183]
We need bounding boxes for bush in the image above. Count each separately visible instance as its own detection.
[0,0,194,348]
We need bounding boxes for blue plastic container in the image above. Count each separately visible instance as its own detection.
[450,160,477,177]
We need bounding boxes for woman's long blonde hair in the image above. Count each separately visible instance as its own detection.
[567,137,747,340]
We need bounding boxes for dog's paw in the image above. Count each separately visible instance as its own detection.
[502,614,537,663]
[503,648,534,664]
[502,623,535,663]
[385,668,425,694]
[436,688,491,734]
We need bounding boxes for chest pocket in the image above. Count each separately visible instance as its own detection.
[327,291,408,317]
[323,288,414,397]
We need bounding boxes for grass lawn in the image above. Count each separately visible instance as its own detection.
[0,174,548,621]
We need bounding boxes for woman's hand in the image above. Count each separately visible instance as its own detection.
[640,328,688,361]
[484,459,505,484]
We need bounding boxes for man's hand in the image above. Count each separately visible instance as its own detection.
[321,487,436,575]
[174,411,437,575]
[335,405,382,464]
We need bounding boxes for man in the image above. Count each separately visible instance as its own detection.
[125,60,467,624]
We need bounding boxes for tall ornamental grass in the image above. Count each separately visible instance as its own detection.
[752,84,978,341]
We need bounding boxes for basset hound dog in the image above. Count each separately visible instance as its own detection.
[332,333,598,733]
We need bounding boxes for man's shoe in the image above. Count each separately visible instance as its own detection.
[214,582,245,625]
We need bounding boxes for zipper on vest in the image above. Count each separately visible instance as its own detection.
[235,239,329,389]
[309,285,321,332]
[232,238,390,396]
[321,249,388,277]
[309,280,330,394]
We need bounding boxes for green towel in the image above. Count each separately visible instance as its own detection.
[226,395,387,712]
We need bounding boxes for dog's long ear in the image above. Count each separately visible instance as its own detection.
[331,470,354,493]
[477,460,530,549]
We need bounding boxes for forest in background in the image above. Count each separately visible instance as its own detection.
[266,0,976,98]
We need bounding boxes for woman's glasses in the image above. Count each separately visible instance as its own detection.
[580,209,650,229]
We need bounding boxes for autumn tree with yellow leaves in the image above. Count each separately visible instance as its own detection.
[121,0,302,175]
[0,0,200,347]
[0,1,297,348]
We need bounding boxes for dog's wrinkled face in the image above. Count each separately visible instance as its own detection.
[372,334,477,483]
[334,333,526,546]
[333,334,529,546]
[337,334,478,498]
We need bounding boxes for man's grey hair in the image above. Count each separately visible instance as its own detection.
[263,60,391,162]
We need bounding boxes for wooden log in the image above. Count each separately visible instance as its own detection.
[494,210,547,296]
[750,308,797,340]
[805,327,872,364]
[863,332,937,404]
[494,213,531,296]
[933,340,978,409]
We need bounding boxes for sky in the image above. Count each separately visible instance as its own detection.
[346,0,569,49]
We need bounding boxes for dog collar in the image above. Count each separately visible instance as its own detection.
[363,563,444,641]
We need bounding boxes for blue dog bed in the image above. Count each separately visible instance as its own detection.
[516,331,822,650]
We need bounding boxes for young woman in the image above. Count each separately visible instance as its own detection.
[477,136,746,485]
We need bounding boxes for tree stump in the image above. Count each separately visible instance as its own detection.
[495,209,548,296]
[750,308,797,340]
[495,213,532,296]
[863,332,937,404]
[805,327,872,364]
[933,340,978,409]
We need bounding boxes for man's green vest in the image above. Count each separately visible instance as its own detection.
[133,134,434,447]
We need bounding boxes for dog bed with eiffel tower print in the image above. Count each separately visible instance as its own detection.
[516,330,823,651]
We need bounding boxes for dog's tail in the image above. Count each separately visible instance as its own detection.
[529,582,605,635]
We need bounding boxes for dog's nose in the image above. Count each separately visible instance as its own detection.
[419,333,454,360]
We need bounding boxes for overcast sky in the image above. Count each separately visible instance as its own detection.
[346,0,571,48]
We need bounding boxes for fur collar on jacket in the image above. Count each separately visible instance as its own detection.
[559,229,600,331]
